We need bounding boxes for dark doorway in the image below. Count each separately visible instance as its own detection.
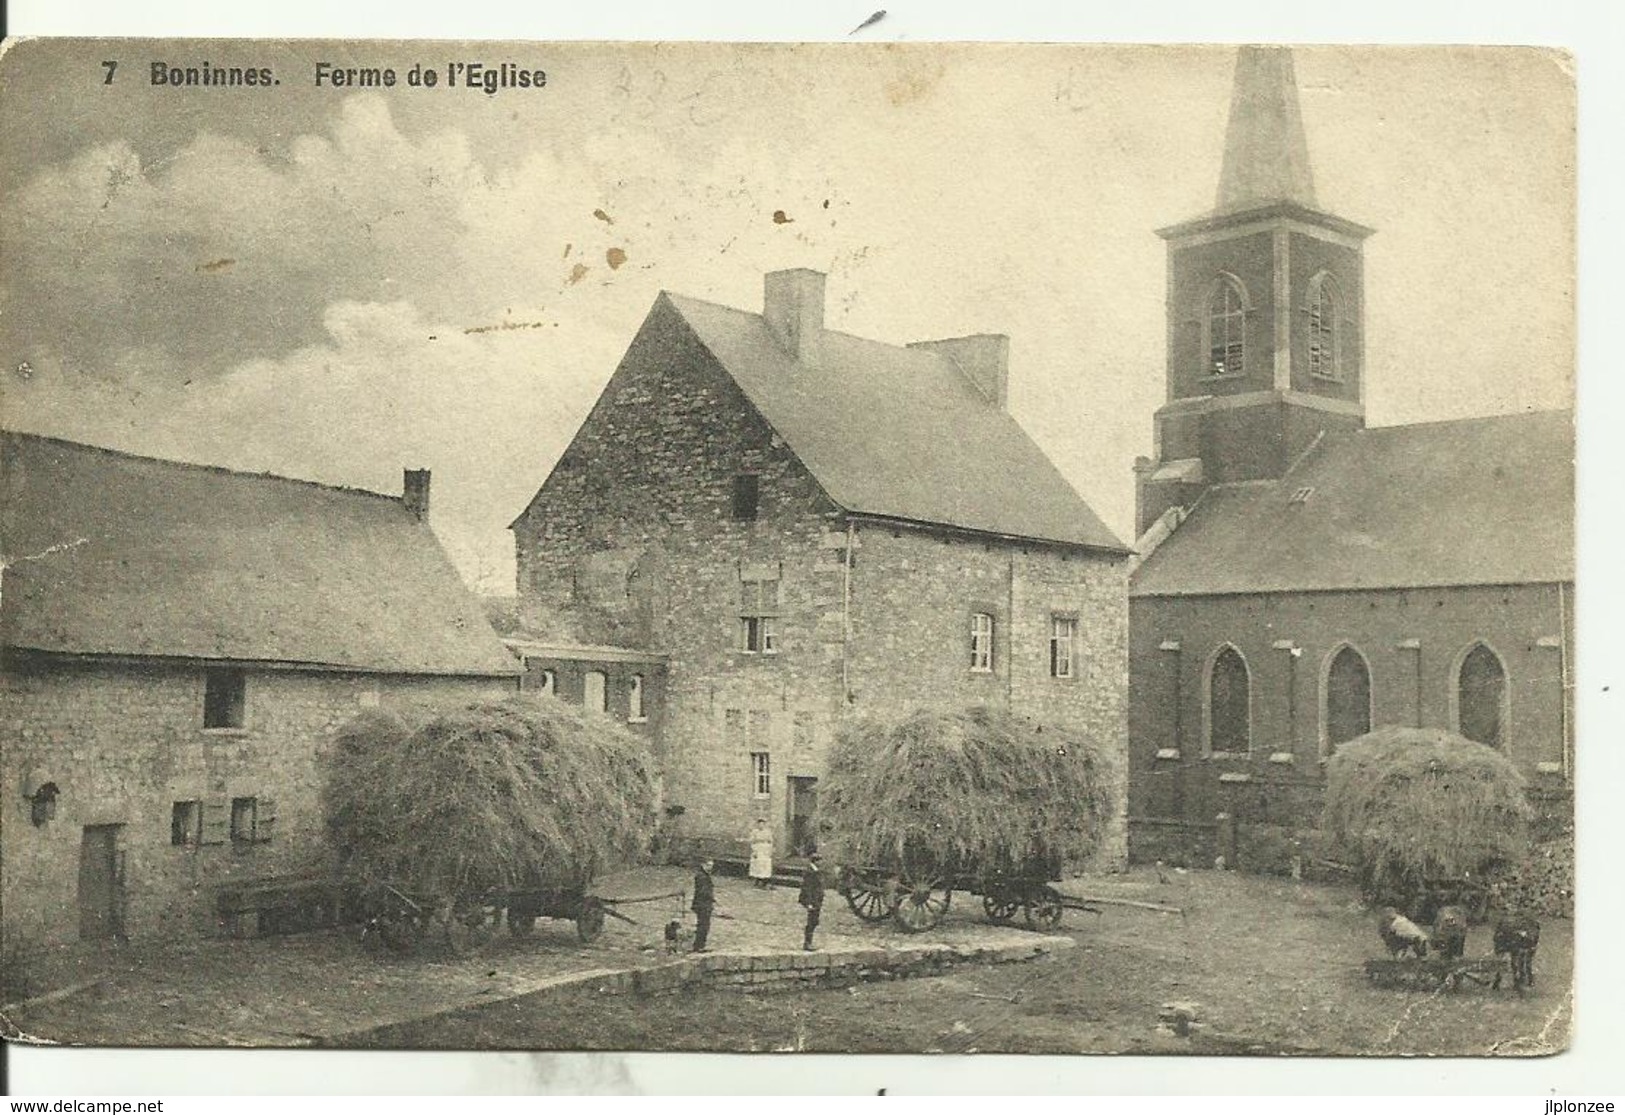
[78,825,124,941]
[788,777,818,856]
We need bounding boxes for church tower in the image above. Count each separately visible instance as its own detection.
[1135,47,1374,538]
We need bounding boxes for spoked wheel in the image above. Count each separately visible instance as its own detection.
[576,897,607,943]
[1022,884,1064,931]
[378,914,422,954]
[893,878,952,933]
[841,868,897,923]
[982,893,1020,923]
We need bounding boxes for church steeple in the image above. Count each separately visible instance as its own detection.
[1216,46,1317,214]
[1135,47,1375,540]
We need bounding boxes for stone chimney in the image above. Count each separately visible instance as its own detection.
[763,269,826,361]
[907,334,1010,408]
[403,468,431,522]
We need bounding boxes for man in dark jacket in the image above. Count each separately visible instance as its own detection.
[691,858,716,952]
[798,853,825,951]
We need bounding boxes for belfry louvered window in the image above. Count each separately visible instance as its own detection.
[1308,279,1339,379]
[1208,277,1246,376]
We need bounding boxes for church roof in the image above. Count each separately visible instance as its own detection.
[660,292,1128,554]
[1131,410,1574,597]
[1,432,521,676]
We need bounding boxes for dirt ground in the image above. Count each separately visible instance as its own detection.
[4,867,1571,1055]
[1,866,1061,1047]
[343,869,1572,1056]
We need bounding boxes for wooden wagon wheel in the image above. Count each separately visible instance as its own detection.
[893,877,952,933]
[841,869,897,923]
[1022,884,1064,931]
[576,897,608,943]
[982,892,1020,923]
[376,911,422,954]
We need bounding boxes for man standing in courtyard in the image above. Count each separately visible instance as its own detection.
[799,852,825,951]
[691,858,716,952]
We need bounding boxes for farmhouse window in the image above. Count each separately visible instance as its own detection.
[751,751,772,798]
[739,577,781,654]
[731,473,760,521]
[584,670,609,714]
[229,796,276,845]
[970,612,995,672]
[171,800,202,846]
[533,667,557,697]
[203,668,246,729]
[1050,615,1077,678]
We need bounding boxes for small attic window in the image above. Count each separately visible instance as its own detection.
[1288,487,1315,505]
[731,474,760,521]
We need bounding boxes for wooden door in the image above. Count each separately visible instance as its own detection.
[78,825,123,941]
[788,777,818,856]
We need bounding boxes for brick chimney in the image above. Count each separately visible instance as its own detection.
[907,334,1010,409]
[763,269,825,362]
[403,468,431,522]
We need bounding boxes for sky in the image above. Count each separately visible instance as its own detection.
[0,41,1575,591]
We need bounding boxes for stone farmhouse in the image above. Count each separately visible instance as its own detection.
[1126,48,1575,865]
[512,270,1132,865]
[1,432,522,946]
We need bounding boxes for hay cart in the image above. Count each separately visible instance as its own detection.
[838,849,1094,934]
[360,880,631,956]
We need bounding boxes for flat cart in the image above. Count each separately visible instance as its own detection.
[837,849,1091,934]
[1363,954,1508,992]
[360,881,630,956]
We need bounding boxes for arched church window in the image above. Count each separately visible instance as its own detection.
[1307,274,1341,379]
[1457,643,1507,749]
[1207,276,1247,376]
[1208,645,1251,754]
[1323,644,1372,753]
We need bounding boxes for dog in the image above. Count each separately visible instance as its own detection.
[663,918,693,955]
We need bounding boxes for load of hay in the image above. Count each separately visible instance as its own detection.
[1321,727,1533,904]
[324,696,658,902]
[819,705,1114,877]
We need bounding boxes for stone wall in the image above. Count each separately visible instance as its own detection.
[1,656,513,946]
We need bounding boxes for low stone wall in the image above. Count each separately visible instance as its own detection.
[583,937,1073,996]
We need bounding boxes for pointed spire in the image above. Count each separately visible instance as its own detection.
[1215,46,1317,214]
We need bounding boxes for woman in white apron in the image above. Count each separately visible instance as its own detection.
[748,818,774,889]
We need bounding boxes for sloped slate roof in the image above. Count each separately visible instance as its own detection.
[1,432,520,675]
[663,293,1127,553]
[1131,410,1574,596]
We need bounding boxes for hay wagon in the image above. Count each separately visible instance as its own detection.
[360,880,626,955]
[837,848,1090,933]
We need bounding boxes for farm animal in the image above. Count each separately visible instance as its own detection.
[663,918,692,955]
[1491,913,1541,990]
[1432,905,1469,960]
[1377,906,1430,958]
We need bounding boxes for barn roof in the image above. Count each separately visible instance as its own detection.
[1131,409,1574,597]
[0,431,521,676]
[662,292,1128,554]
